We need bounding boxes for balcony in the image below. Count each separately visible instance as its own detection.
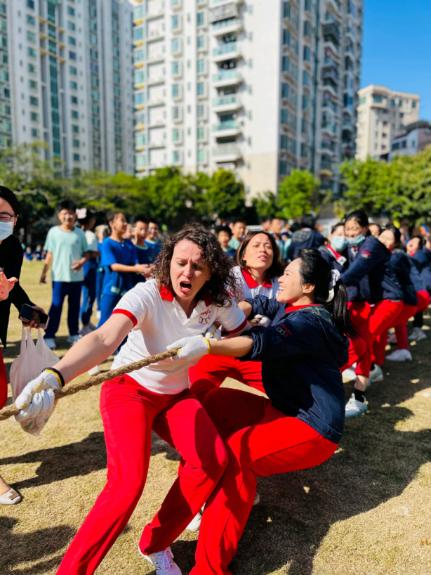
[322,21,340,47]
[212,143,242,162]
[213,42,240,62]
[212,17,242,35]
[213,69,242,87]
[322,64,339,86]
[213,120,241,137]
[213,94,241,112]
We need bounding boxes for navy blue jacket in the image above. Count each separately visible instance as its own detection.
[287,229,325,261]
[341,236,390,303]
[409,249,430,292]
[243,297,348,444]
[382,250,417,305]
[319,245,348,273]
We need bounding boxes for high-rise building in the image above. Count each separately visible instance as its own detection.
[356,85,420,161]
[0,0,134,174]
[132,0,363,197]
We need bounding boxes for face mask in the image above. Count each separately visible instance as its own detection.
[346,234,365,247]
[330,236,347,252]
[0,221,13,241]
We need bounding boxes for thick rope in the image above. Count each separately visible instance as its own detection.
[0,348,179,421]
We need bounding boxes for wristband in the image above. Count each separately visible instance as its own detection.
[44,367,65,388]
[203,336,211,352]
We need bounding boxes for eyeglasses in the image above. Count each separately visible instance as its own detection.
[0,212,15,222]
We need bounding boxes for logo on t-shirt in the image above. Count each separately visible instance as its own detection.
[198,308,211,325]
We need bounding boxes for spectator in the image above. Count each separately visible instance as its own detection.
[0,186,46,505]
[40,199,89,350]
[369,222,382,238]
[215,225,236,259]
[132,217,155,282]
[286,214,325,261]
[145,220,163,262]
[228,219,247,251]
[94,224,109,319]
[76,209,99,335]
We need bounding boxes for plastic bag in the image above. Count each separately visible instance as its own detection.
[10,328,58,401]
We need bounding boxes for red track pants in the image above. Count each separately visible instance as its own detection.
[370,300,404,366]
[394,290,431,349]
[57,375,228,575]
[189,354,264,401]
[0,349,7,409]
[346,301,372,376]
[190,388,337,575]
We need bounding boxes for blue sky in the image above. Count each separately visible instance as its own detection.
[361,0,431,119]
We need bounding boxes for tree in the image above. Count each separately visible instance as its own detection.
[277,170,320,220]
[204,169,246,220]
[251,190,279,221]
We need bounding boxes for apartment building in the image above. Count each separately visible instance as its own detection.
[356,84,420,161]
[0,0,134,174]
[132,0,362,197]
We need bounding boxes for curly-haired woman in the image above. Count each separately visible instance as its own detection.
[189,231,284,400]
[15,225,247,575]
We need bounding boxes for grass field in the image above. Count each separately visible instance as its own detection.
[1,260,431,575]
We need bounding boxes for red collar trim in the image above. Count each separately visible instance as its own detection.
[159,284,213,306]
[241,268,272,289]
[159,285,174,301]
[284,303,321,314]
[327,244,343,260]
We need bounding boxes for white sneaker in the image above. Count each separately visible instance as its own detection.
[345,394,368,418]
[44,337,56,350]
[369,364,384,383]
[186,510,202,532]
[67,334,81,345]
[342,368,357,384]
[140,547,182,575]
[88,365,100,376]
[408,327,427,342]
[386,348,412,362]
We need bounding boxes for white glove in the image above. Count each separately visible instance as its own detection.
[249,314,271,327]
[15,370,62,435]
[167,335,211,361]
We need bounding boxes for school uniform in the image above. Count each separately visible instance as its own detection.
[97,237,138,326]
[409,250,431,330]
[189,266,279,399]
[57,279,246,575]
[286,228,325,261]
[373,250,415,364]
[80,229,99,326]
[190,299,348,575]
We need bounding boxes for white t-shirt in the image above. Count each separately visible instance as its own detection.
[232,266,279,300]
[111,279,247,394]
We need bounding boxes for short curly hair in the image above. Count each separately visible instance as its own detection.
[155,224,239,307]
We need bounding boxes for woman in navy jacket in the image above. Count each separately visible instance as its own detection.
[171,249,349,575]
[341,210,390,417]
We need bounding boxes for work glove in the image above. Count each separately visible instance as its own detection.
[15,369,63,435]
[249,314,271,327]
[204,323,222,340]
[167,335,211,361]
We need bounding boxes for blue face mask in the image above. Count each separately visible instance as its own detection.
[330,236,347,253]
[346,234,365,247]
[0,221,13,241]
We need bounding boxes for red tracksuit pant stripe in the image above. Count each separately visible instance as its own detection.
[57,375,227,575]
[190,388,337,575]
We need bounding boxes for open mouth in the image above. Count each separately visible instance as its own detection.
[179,281,192,292]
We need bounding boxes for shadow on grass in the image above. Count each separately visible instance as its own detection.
[0,516,74,575]
[0,431,178,491]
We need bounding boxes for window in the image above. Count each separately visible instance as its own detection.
[28,63,36,74]
[280,108,289,124]
[67,6,75,16]
[303,46,311,62]
[29,96,38,106]
[72,125,79,134]
[31,128,38,138]
[282,29,290,46]
[197,126,206,141]
[73,153,80,161]
[197,148,206,163]
[69,51,77,61]
[197,59,206,75]
[281,83,289,98]
[172,127,182,142]
[283,2,290,18]
[29,79,37,90]
[26,15,36,25]
[72,139,80,148]
[71,110,79,119]
[27,0,35,9]
[197,82,205,97]
[71,95,78,105]
[303,21,311,37]
[171,14,180,30]
[197,104,206,118]
[27,47,37,58]
[70,80,78,90]
[197,35,206,50]
[172,84,180,98]
[171,61,182,76]
[68,36,76,46]
[30,112,38,122]
[171,37,182,54]
[69,65,78,75]
[68,21,76,32]
[196,11,205,26]
[281,55,290,72]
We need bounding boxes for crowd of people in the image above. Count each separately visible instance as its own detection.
[1,184,430,574]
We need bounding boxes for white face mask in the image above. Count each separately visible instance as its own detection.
[0,221,14,241]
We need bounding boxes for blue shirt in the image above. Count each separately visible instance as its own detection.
[243,298,348,444]
[100,238,138,296]
[144,239,162,263]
